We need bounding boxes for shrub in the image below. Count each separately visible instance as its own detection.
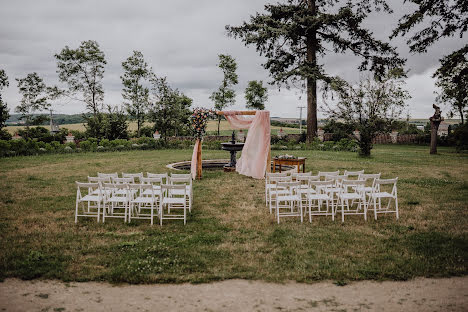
[0,129,11,140]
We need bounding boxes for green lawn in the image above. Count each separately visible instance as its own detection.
[0,145,466,284]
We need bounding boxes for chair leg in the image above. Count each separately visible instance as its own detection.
[374,198,377,220]
[300,200,303,223]
[97,202,100,222]
[341,199,345,223]
[309,200,312,223]
[75,199,79,223]
[276,200,280,224]
[395,196,399,219]
[150,202,154,226]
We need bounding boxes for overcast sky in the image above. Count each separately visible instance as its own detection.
[0,0,465,119]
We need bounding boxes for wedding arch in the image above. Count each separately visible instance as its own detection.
[191,110,271,180]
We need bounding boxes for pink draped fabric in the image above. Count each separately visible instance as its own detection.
[191,139,200,180]
[223,111,271,179]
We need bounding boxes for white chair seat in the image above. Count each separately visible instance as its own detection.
[307,194,329,200]
[277,195,301,201]
[80,195,101,202]
[339,193,363,200]
[162,197,186,205]
[370,191,394,198]
[141,188,161,196]
[131,197,157,204]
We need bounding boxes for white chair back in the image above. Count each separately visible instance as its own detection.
[98,172,118,179]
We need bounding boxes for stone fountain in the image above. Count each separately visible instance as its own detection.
[221,131,244,172]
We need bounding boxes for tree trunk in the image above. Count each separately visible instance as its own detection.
[306,0,317,143]
[137,117,141,137]
[430,119,441,154]
[217,116,221,136]
[459,106,464,124]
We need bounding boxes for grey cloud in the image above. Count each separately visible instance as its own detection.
[0,0,464,118]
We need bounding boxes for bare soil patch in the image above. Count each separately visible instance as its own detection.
[0,276,466,311]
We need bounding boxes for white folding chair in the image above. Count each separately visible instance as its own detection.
[293,173,319,205]
[147,172,168,184]
[318,170,340,180]
[97,172,119,179]
[368,178,399,220]
[75,182,102,223]
[128,184,159,225]
[268,175,292,214]
[265,172,289,207]
[160,184,188,225]
[87,176,112,196]
[111,177,136,200]
[307,180,335,222]
[357,173,381,200]
[323,174,348,208]
[169,175,192,212]
[122,172,144,183]
[275,181,303,224]
[336,180,367,222]
[343,170,364,179]
[102,183,129,223]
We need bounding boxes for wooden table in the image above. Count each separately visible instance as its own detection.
[272,157,306,173]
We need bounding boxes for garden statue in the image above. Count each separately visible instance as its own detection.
[429,104,444,154]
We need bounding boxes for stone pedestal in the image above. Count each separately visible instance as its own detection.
[390,131,398,144]
[153,131,161,140]
[65,135,75,143]
[353,130,361,141]
[317,128,325,142]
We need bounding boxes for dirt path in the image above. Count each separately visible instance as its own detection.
[0,277,467,311]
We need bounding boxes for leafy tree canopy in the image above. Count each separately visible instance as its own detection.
[54,40,107,116]
[210,54,239,134]
[245,80,268,110]
[121,50,150,137]
[226,0,405,141]
[392,0,468,53]
[15,72,51,126]
[433,44,468,124]
[149,75,193,139]
[325,69,410,156]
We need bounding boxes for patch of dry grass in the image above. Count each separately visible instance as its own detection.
[0,145,466,283]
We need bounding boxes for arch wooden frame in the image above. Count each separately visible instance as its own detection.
[195,111,271,179]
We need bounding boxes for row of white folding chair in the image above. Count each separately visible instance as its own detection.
[265,170,365,206]
[92,173,192,211]
[97,172,169,183]
[308,176,398,222]
[266,172,398,223]
[76,177,191,225]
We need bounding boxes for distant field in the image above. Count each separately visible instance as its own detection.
[6,120,302,135]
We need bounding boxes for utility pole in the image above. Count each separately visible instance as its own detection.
[297,106,305,132]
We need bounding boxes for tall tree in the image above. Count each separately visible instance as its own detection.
[121,51,150,137]
[149,75,192,140]
[325,70,410,156]
[0,69,9,130]
[245,80,268,110]
[391,0,468,54]
[15,72,50,127]
[433,45,468,124]
[210,54,238,135]
[55,40,106,137]
[226,0,405,142]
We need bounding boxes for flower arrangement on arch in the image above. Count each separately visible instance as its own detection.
[190,107,216,139]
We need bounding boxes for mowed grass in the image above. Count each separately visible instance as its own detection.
[0,145,466,284]
[6,120,301,135]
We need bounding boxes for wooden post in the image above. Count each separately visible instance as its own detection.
[267,148,271,173]
[429,104,444,155]
[196,139,202,179]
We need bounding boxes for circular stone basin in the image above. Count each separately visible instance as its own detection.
[167,159,296,172]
